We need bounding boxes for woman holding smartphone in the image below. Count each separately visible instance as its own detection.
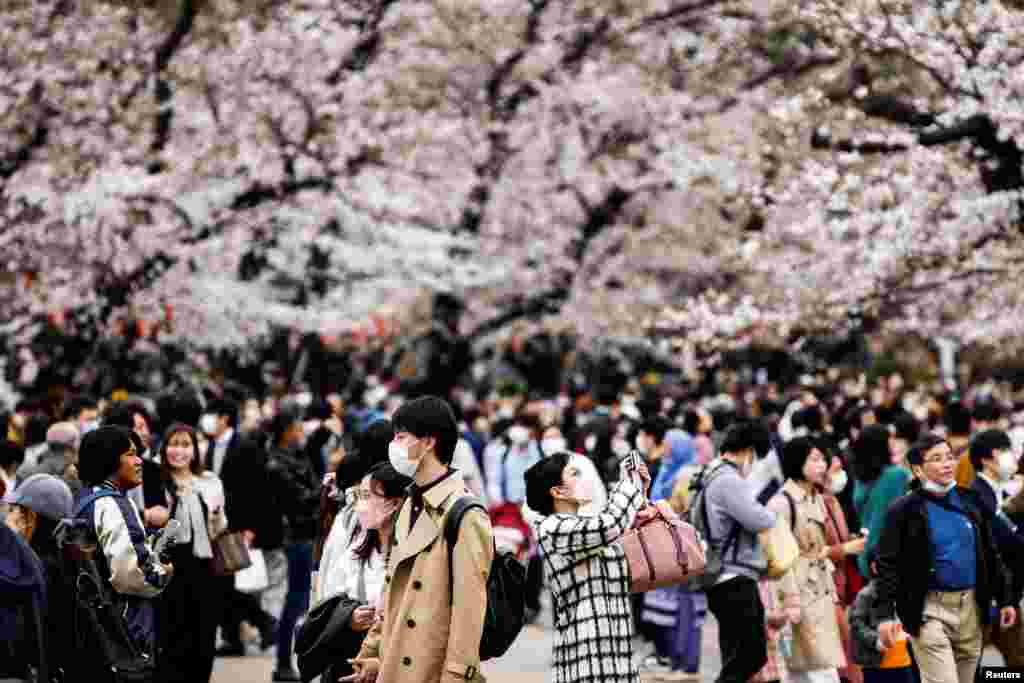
[319,461,411,682]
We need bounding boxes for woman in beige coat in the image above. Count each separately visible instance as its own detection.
[769,436,846,683]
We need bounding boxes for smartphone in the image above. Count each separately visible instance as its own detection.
[621,450,643,488]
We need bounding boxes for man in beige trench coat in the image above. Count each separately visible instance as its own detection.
[348,396,494,683]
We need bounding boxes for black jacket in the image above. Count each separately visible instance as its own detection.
[265,446,321,545]
[875,485,1014,637]
[971,477,1024,599]
[221,433,285,550]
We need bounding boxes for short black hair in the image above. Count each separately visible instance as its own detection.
[639,416,672,444]
[269,406,301,447]
[63,395,98,421]
[906,433,948,467]
[337,419,395,490]
[78,426,134,486]
[792,405,825,434]
[0,440,25,470]
[847,403,875,435]
[24,413,51,448]
[969,429,1013,471]
[851,424,892,483]
[683,409,702,436]
[891,413,921,444]
[945,401,972,437]
[208,398,239,427]
[525,451,572,517]
[156,390,203,430]
[973,401,1002,424]
[306,400,333,421]
[392,396,459,466]
[781,436,831,482]
[103,400,151,431]
[719,420,761,456]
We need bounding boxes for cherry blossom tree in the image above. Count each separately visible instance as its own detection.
[1,0,831,349]
[670,0,1024,352]
[5,0,1020,355]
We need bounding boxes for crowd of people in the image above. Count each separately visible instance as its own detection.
[2,362,1024,683]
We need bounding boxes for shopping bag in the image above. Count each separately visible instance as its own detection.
[235,548,269,593]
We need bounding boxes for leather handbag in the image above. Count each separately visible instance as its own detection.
[616,501,707,594]
[211,531,252,576]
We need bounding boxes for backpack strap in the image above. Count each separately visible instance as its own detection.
[445,496,489,607]
[74,489,121,519]
[782,490,797,532]
[699,463,741,553]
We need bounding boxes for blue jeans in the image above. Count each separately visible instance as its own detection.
[276,542,313,669]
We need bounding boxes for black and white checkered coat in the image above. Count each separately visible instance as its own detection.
[538,479,645,683]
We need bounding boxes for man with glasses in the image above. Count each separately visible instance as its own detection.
[874,433,1018,683]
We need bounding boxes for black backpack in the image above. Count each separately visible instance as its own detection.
[444,496,527,661]
[56,491,158,683]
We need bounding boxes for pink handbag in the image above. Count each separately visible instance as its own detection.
[615,502,707,593]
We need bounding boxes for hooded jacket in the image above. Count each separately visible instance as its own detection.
[0,524,47,679]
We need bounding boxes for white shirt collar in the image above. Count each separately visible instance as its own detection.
[216,428,235,447]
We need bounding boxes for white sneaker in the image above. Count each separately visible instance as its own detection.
[640,656,674,674]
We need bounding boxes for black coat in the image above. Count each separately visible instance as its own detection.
[875,485,1013,637]
[971,477,1024,600]
[220,433,284,550]
[296,593,364,683]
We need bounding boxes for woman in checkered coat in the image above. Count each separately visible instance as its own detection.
[525,451,650,683]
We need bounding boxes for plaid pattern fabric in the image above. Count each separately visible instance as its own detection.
[538,480,645,683]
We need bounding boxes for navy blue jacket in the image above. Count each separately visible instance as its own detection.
[972,476,1024,599]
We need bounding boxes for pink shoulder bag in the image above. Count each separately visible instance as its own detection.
[613,454,706,593]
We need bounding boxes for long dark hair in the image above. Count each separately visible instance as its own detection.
[350,462,411,561]
[851,424,892,484]
[159,423,204,486]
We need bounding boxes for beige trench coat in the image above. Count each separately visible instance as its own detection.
[769,479,846,672]
[357,473,494,683]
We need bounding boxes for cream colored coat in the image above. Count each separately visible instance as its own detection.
[357,473,494,683]
[769,480,846,672]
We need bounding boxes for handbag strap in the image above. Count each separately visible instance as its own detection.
[782,490,797,532]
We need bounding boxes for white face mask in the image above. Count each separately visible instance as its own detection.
[921,479,955,495]
[830,470,849,495]
[199,414,219,435]
[584,434,597,452]
[998,451,1019,482]
[612,438,630,458]
[388,441,420,477]
[541,437,567,454]
[81,419,100,435]
[507,425,531,445]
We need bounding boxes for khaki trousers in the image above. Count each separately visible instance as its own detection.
[910,590,983,683]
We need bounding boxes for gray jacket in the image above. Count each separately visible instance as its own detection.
[703,460,776,580]
[848,580,889,668]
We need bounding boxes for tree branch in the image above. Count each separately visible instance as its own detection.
[0,82,51,182]
[151,0,199,159]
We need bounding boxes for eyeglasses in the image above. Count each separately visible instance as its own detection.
[353,489,372,502]
[922,453,957,464]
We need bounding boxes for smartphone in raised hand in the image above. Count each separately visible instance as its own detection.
[620,450,643,488]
